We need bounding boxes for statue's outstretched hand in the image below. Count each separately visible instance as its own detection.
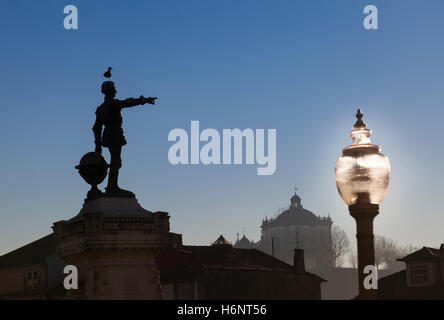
[147,97,157,105]
[140,95,157,105]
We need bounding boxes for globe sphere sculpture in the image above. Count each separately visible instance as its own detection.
[75,152,109,200]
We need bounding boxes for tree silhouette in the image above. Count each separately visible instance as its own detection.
[331,225,350,267]
[375,235,419,270]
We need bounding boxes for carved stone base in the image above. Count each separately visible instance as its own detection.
[53,197,170,300]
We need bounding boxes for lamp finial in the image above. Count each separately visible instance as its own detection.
[354,109,366,128]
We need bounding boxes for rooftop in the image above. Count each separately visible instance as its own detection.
[0,234,56,269]
[157,244,325,282]
[398,245,443,262]
[212,235,232,247]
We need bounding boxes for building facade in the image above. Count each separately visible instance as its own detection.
[0,234,66,299]
[379,244,444,299]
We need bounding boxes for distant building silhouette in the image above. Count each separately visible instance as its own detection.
[157,235,325,300]
[0,232,325,300]
[235,234,255,249]
[379,244,444,299]
[235,190,334,273]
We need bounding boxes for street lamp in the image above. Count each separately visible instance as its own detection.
[335,109,390,300]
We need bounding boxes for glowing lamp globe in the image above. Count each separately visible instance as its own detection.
[335,110,390,205]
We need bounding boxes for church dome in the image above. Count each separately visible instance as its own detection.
[269,206,318,227]
[261,191,320,229]
[235,235,254,249]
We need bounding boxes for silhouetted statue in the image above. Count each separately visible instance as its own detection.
[91,68,157,197]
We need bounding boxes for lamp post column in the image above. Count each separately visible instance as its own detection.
[335,109,390,300]
[349,202,378,300]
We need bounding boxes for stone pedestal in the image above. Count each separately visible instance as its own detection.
[52,197,170,300]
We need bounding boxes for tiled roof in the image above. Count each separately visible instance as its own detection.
[398,246,441,262]
[0,234,56,269]
[185,245,293,272]
[157,245,325,282]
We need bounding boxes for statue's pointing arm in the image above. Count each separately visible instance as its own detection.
[92,108,103,154]
[119,96,157,109]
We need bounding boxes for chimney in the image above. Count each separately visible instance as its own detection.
[293,249,305,273]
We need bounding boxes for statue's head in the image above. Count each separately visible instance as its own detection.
[101,81,116,98]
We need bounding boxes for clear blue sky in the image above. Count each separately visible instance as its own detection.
[1,0,443,254]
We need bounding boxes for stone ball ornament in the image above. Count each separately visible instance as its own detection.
[335,109,390,206]
[75,152,109,200]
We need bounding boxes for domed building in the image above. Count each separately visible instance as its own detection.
[237,190,333,273]
[234,234,255,249]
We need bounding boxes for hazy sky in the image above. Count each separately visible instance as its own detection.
[1,0,443,255]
